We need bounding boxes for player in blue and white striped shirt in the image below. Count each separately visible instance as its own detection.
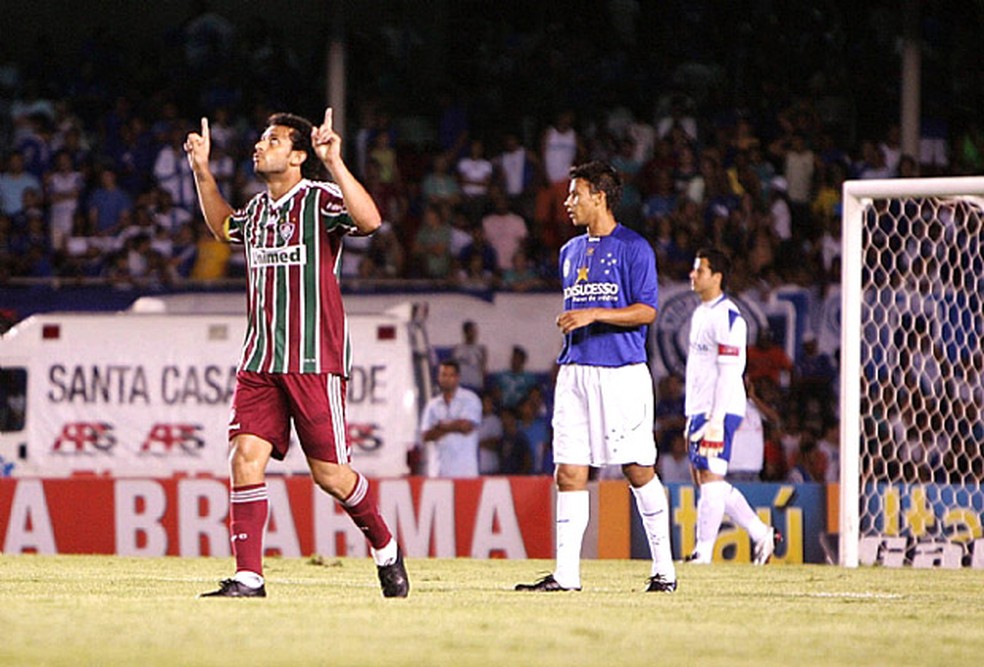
[515,161,676,593]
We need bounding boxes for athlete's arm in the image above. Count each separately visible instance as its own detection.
[555,303,656,334]
[184,117,234,240]
[313,107,382,235]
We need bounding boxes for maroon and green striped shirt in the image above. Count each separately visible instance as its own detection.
[225,179,356,375]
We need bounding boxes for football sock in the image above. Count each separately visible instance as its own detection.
[553,490,589,589]
[230,483,268,580]
[340,472,393,550]
[724,484,770,543]
[371,538,399,567]
[630,475,676,580]
[695,480,729,562]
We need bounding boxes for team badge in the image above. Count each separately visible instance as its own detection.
[278,222,295,241]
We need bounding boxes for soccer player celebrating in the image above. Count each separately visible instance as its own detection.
[685,247,779,565]
[515,161,677,593]
[184,109,409,598]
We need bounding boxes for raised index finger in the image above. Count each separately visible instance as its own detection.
[323,107,333,133]
[201,117,210,141]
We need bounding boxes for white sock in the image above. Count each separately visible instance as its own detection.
[233,570,264,588]
[724,485,769,543]
[631,476,676,581]
[371,538,398,566]
[553,490,589,589]
[695,480,729,562]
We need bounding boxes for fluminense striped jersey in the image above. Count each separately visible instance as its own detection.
[224,179,356,375]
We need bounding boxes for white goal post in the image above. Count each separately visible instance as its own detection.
[841,176,984,567]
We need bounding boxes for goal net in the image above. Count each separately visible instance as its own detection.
[841,177,984,568]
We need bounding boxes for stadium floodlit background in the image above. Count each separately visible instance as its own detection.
[2,3,984,666]
[1,2,984,523]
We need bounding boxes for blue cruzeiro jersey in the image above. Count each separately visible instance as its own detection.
[556,224,658,367]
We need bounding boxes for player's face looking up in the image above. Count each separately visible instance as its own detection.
[253,125,306,178]
[690,256,721,300]
[564,177,604,227]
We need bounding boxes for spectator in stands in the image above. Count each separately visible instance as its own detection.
[771,131,815,241]
[87,166,132,236]
[493,131,538,221]
[44,149,84,253]
[411,203,453,279]
[516,387,550,474]
[481,190,528,273]
[792,333,837,425]
[451,320,488,394]
[491,345,538,411]
[746,327,794,390]
[153,123,196,211]
[421,153,462,209]
[536,109,583,254]
[457,138,494,224]
[477,392,504,474]
[364,221,404,279]
[787,435,827,483]
[368,130,399,186]
[498,408,533,475]
[0,152,41,217]
[500,247,544,292]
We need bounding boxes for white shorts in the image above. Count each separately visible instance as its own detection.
[551,363,657,467]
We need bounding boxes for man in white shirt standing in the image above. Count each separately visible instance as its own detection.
[685,247,780,565]
[421,360,482,478]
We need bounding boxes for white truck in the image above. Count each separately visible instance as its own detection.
[0,299,431,479]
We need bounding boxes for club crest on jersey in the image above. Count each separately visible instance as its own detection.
[278,222,295,241]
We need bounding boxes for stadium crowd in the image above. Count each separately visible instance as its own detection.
[1,2,981,483]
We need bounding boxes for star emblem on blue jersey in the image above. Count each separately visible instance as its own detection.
[576,266,589,282]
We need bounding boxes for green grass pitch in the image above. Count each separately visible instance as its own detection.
[1,555,981,666]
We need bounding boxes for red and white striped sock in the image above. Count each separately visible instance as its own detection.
[230,483,268,581]
[340,473,393,552]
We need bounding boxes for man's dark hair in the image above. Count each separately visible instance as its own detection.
[267,112,329,181]
[696,247,733,291]
[569,160,622,212]
[439,359,461,374]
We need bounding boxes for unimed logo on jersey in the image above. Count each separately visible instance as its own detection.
[251,244,307,267]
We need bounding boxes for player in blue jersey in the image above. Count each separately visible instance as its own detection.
[685,247,780,564]
[515,161,676,593]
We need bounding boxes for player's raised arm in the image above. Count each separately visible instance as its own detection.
[184,117,234,240]
[312,107,381,235]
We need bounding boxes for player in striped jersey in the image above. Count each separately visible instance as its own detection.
[185,108,408,598]
[685,248,779,565]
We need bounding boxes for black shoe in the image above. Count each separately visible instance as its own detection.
[377,547,409,598]
[645,574,678,593]
[199,578,266,598]
[514,574,581,592]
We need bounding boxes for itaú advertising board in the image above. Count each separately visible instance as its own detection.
[0,307,427,479]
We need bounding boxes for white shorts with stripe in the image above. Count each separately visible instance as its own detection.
[551,363,657,467]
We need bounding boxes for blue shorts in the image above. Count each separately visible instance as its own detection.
[686,413,744,475]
